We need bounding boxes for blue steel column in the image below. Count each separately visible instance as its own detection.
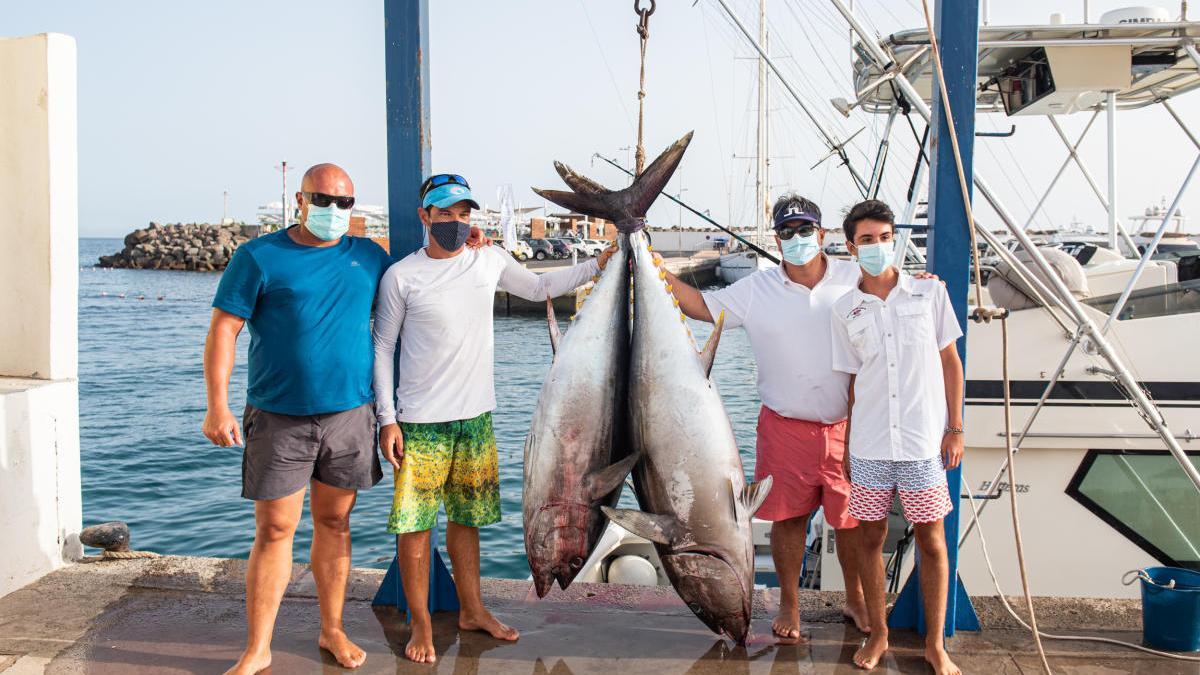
[386,0,431,259]
[887,0,981,637]
[374,0,459,615]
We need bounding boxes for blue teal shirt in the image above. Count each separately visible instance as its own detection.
[213,228,393,416]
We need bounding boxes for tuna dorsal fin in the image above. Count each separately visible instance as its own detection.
[585,452,642,501]
[740,476,774,517]
[699,310,726,378]
[600,507,678,546]
[546,297,561,355]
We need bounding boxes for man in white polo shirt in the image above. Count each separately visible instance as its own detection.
[830,199,963,675]
[663,193,870,640]
[371,173,614,664]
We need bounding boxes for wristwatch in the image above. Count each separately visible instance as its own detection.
[945,425,964,434]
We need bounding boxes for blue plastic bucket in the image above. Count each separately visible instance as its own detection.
[1130,566,1200,652]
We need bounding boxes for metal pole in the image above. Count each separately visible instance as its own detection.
[756,0,768,245]
[1106,91,1119,251]
[714,0,872,194]
[1023,112,1100,230]
[385,0,432,260]
[1047,115,1140,256]
[1162,99,1200,150]
[1100,153,1200,332]
[281,161,288,230]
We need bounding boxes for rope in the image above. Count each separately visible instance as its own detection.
[100,549,161,560]
[916,0,984,310]
[1000,315,1053,674]
[634,0,656,175]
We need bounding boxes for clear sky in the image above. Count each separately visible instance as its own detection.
[6,0,1198,237]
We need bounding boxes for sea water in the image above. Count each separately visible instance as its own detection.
[78,237,761,578]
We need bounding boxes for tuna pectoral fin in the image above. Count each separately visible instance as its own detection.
[699,310,726,378]
[546,297,562,355]
[585,452,642,501]
[740,475,774,517]
[600,507,678,546]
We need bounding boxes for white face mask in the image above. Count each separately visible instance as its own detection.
[855,241,896,276]
[304,204,352,241]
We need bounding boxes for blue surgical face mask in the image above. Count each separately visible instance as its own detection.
[780,232,821,266]
[304,204,351,241]
[855,241,896,276]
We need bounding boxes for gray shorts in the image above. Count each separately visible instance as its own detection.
[241,402,383,501]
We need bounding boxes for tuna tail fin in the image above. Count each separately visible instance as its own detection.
[585,452,642,502]
[740,476,774,517]
[600,507,680,546]
[532,131,694,230]
[546,297,561,355]
[699,310,725,378]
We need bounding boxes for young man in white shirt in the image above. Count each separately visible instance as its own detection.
[829,199,964,675]
[662,194,870,640]
[371,173,615,664]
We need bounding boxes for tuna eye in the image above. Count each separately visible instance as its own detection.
[570,557,585,570]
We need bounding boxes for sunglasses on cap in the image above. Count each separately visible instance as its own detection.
[419,173,470,198]
[774,223,819,240]
[304,192,356,210]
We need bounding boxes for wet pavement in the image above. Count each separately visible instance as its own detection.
[0,556,1194,674]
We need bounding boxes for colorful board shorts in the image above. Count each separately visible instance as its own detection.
[847,455,953,524]
[754,406,858,529]
[388,412,501,534]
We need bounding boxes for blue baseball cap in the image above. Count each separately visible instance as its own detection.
[421,174,481,210]
[773,202,821,228]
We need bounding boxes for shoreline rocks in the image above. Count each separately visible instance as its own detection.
[98,222,263,271]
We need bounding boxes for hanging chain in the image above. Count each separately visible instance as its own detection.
[634,0,656,175]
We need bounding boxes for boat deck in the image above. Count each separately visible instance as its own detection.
[1,556,1193,673]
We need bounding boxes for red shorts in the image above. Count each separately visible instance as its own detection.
[753,406,858,529]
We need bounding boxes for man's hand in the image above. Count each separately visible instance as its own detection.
[203,406,243,447]
[914,271,942,283]
[466,227,492,249]
[380,423,404,471]
[597,243,618,270]
[941,431,964,469]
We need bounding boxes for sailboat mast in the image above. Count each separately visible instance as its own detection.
[755,0,768,241]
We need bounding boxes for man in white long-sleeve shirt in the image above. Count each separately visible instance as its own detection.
[372,173,615,664]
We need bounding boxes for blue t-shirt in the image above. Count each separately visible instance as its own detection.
[213,228,393,416]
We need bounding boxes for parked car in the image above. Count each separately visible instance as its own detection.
[507,240,533,261]
[579,239,608,256]
[526,238,557,260]
[546,238,573,258]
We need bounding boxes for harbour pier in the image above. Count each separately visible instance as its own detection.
[0,555,1189,674]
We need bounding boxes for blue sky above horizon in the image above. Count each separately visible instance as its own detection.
[6,0,1198,237]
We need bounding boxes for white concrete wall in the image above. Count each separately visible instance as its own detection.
[0,33,78,380]
[0,379,83,598]
[0,33,82,599]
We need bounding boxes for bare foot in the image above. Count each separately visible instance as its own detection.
[405,616,437,664]
[224,648,271,675]
[842,600,871,633]
[924,645,962,675]
[459,608,519,641]
[852,634,889,670]
[319,627,366,669]
[771,597,807,642]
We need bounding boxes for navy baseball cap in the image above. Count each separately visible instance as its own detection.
[773,200,821,228]
[421,173,481,210]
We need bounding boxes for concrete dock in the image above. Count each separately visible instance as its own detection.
[496,253,721,315]
[1,556,1193,673]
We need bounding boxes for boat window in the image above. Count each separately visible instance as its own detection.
[1066,450,1200,570]
[1082,279,1200,320]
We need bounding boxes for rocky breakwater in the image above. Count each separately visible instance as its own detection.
[98,222,261,271]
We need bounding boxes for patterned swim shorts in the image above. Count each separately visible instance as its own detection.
[388,412,501,534]
[847,456,953,524]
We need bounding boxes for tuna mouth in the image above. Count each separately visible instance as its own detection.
[666,551,752,643]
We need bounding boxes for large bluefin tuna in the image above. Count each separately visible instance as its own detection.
[603,227,771,644]
[523,140,693,596]
[532,131,771,642]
